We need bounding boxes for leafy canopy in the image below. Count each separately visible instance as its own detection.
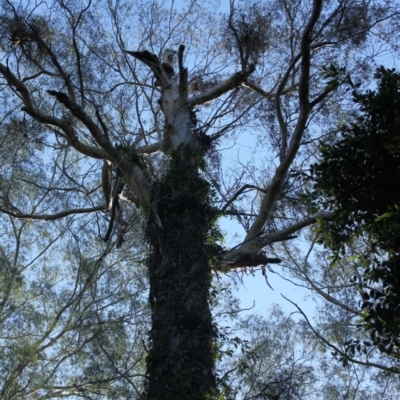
[309,66,400,359]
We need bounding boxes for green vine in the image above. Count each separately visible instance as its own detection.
[116,143,148,171]
[144,146,223,400]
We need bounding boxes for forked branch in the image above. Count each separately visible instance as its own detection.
[242,0,323,244]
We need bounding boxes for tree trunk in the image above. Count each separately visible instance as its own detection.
[145,150,219,399]
[133,47,219,399]
[126,44,259,399]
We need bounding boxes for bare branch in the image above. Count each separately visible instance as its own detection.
[136,142,161,154]
[225,253,282,269]
[282,295,400,375]
[283,239,360,315]
[242,81,298,99]
[178,44,188,96]
[0,63,61,126]
[224,212,333,263]
[310,85,337,108]
[221,184,266,214]
[188,66,255,107]
[259,213,334,246]
[46,90,150,204]
[125,50,171,88]
[32,31,77,103]
[244,0,323,243]
[0,205,108,221]
[0,63,108,160]
[102,160,112,207]
[104,178,125,242]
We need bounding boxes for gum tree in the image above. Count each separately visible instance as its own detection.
[0,0,399,398]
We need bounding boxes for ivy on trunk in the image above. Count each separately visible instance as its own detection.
[145,148,221,399]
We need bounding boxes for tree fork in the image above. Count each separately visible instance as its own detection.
[125,46,254,398]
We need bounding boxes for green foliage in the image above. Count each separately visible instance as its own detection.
[309,67,400,250]
[147,147,222,262]
[1,0,400,396]
[116,143,148,171]
[223,308,317,400]
[320,64,349,91]
[308,67,400,359]
[0,242,148,397]
[0,10,54,60]
[223,1,271,68]
[331,1,371,46]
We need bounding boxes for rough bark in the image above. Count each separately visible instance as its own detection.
[145,152,219,399]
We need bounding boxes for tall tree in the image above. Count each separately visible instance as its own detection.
[0,0,399,398]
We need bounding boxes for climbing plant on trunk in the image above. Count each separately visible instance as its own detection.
[1,0,400,398]
[124,45,254,398]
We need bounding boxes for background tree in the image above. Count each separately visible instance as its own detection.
[0,0,400,398]
[307,66,400,365]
